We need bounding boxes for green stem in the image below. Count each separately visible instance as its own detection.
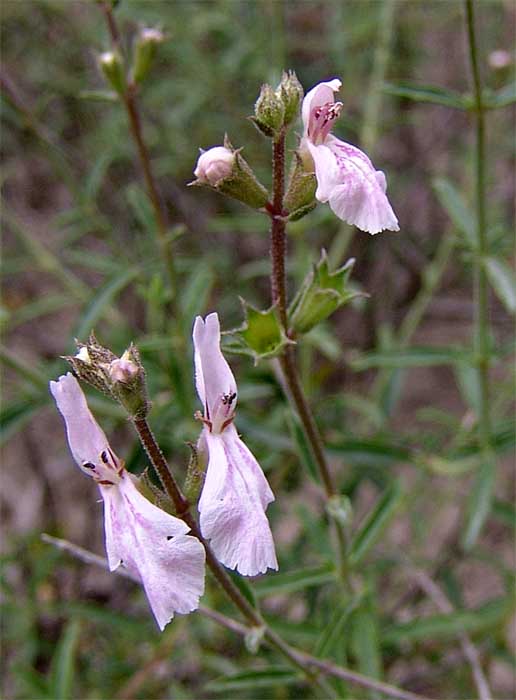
[465,0,491,448]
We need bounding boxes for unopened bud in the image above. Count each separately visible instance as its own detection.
[132,27,165,84]
[108,345,149,419]
[278,70,303,126]
[98,50,126,95]
[64,337,149,418]
[194,146,235,186]
[191,139,269,210]
[108,357,139,384]
[252,83,285,137]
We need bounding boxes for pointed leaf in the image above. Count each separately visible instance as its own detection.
[486,82,516,109]
[349,481,403,566]
[433,178,475,246]
[485,257,516,314]
[462,460,495,550]
[383,82,469,109]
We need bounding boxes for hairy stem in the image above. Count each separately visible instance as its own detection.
[42,533,435,700]
[268,130,349,585]
[270,128,288,328]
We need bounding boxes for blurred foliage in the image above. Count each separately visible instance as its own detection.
[1,1,515,699]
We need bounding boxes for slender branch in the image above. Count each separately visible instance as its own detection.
[42,534,435,700]
[465,0,491,450]
[99,1,178,303]
[411,567,491,700]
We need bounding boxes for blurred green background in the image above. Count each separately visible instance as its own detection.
[1,1,515,698]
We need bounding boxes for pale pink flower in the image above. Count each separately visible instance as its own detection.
[300,78,399,235]
[193,313,278,576]
[50,373,205,630]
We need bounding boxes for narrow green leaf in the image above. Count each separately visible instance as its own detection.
[126,183,156,234]
[349,482,403,567]
[485,258,516,314]
[433,178,475,246]
[486,82,516,109]
[49,619,80,700]
[0,346,48,387]
[383,596,514,645]
[4,295,75,330]
[454,361,481,414]
[227,570,258,609]
[1,395,46,445]
[74,267,138,339]
[205,667,298,693]
[350,346,469,370]
[492,499,516,529]
[350,598,383,692]
[314,596,361,658]
[285,409,319,483]
[78,89,118,102]
[421,453,481,476]
[328,439,410,467]
[253,563,334,598]
[180,260,215,325]
[462,461,495,550]
[383,82,469,109]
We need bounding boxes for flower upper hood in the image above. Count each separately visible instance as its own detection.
[50,373,205,630]
[301,78,399,235]
[193,313,278,576]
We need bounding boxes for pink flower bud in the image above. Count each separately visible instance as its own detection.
[194,146,235,185]
[108,358,139,384]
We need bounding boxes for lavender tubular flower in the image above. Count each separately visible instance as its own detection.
[193,313,278,576]
[300,78,399,234]
[49,373,205,630]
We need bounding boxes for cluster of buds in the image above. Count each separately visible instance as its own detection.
[98,26,165,94]
[64,335,149,419]
[252,70,304,137]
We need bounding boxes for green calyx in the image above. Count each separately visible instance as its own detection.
[223,300,294,364]
[284,151,317,220]
[289,251,363,334]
